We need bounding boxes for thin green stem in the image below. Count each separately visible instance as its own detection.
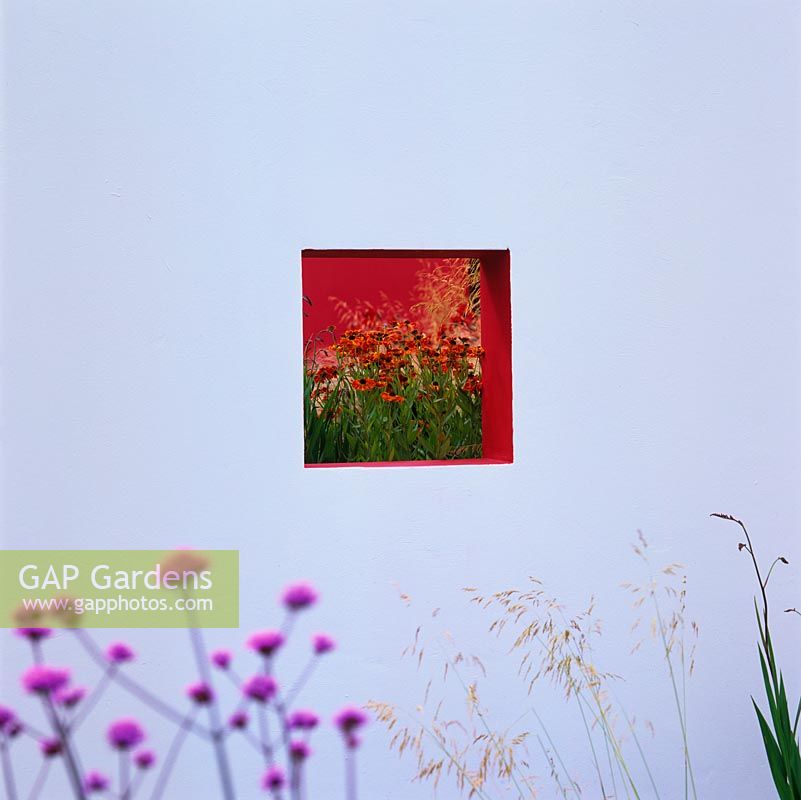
[149,710,196,800]
[531,706,581,796]
[574,687,609,798]
[0,737,18,800]
[26,759,49,800]
[650,592,697,800]
[187,627,235,800]
[71,631,210,739]
[41,695,85,800]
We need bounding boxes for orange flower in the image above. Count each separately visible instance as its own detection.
[463,375,483,395]
[380,391,405,404]
[313,366,338,383]
[351,377,386,392]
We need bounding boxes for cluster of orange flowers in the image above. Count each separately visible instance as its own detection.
[334,321,483,371]
[307,320,483,404]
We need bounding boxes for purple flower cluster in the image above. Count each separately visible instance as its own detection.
[0,705,17,732]
[3,578,367,800]
[54,685,86,708]
[0,705,22,739]
[263,764,286,791]
[289,739,312,762]
[106,641,135,664]
[134,749,156,769]
[39,737,62,758]
[21,664,70,696]
[288,709,320,730]
[247,629,286,657]
[107,717,146,751]
[313,633,336,655]
[282,581,319,612]
[228,710,250,730]
[186,681,215,705]
[243,674,278,703]
[211,648,233,669]
[83,769,110,793]
[334,706,369,750]
[15,627,52,643]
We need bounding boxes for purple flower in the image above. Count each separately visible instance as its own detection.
[134,749,156,769]
[22,665,70,696]
[6,721,22,739]
[84,770,110,792]
[242,674,278,703]
[334,706,369,735]
[228,710,250,730]
[106,642,135,664]
[246,630,285,657]
[15,627,52,642]
[262,765,286,791]
[0,706,16,733]
[282,582,319,612]
[40,738,62,758]
[312,633,336,655]
[186,681,215,705]
[287,709,319,731]
[211,649,232,669]
[107,718,146,751]
[54,685,87,708]
[289,739,312,762]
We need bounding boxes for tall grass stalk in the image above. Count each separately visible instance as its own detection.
[630,534,697,799]
[370,538,698,799]
[712,513,801,800]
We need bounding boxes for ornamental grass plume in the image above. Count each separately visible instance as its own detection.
[369,533,699,800]
[0,577,366,800]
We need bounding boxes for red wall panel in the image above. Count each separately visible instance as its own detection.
[302,249,512,466]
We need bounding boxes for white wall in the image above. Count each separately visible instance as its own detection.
[2,1,800,797]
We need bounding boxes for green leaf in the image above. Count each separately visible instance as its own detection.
[754,700,793,800]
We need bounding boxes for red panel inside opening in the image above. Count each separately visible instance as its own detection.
[302,249,512,467]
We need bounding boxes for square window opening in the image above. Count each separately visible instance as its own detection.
[302,249,512,467]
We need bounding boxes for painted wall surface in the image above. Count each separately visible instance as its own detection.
[302,255,422,343]
[2,2,800,798]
